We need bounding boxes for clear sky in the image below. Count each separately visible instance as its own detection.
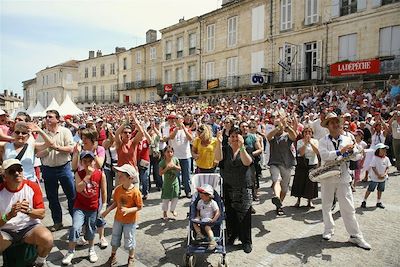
[0,0,222,95]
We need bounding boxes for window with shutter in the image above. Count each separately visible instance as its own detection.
[228,16,238,47]
[252,5,265,41]
[338,33,357,61]
[332,0,340,17]
[281,0,293,31]
[207,24,216,52]
[206,62,215,80]
[379,26,400,56]
[305,0,318,25]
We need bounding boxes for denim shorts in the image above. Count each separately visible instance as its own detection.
[69,209,97,242]
[367,181,386,192]
[111,220,137,250]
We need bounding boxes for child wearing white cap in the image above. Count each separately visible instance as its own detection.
[361,143,391,209]
[193,184,220,250]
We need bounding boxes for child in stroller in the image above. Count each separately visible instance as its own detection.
[192,184,221,250]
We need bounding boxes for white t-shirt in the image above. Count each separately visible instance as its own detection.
[369,156,391,182]
[197,199,219,221]
[169,128,192,159]
[311,119,329,141]
[297,138,319,165]
[371,133,386,148]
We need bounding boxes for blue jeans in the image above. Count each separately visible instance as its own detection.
[178,158,191,195]
[111,221,137,250]
[41,162,76,224]
[69,209,97,242]
[104,168,115,204]
[139,167,150,196]
[150,155,162,188]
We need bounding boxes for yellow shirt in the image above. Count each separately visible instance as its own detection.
[193,137,217,169]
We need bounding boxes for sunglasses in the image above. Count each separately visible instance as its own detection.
[123,131,132,134]
[249,126,256,129]
[46,115,55,119]
[14,131,28,136]
[6,166,23,175]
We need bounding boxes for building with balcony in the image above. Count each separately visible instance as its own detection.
[34,60,79,107]
[160,17,202,96]
[77,50,119,109]
[157,0,399,96]
[117,30,162,104]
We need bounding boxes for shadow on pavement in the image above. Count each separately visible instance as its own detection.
[266,234,353,264]
[355,206,377,215]
[138,217,188,236]
[252,214,271,238]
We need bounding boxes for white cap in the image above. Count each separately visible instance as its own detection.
[196,184,214,198]
[95,118,103,123]
[0,109,5,116]
[87,116,94,122]
[374,143,389,150]
[114,164,138,178]
[2,159,22,170]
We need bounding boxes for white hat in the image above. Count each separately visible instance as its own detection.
[2,159,22,170]
[87,116,94,122]
[95,118,103,123]
[366,114,373,119]
[0,109,5,116]
[343,113,351,117]
[321,112,344,128]
[374,143,389,150]
[197,184,214,198]
[114,164,138,178]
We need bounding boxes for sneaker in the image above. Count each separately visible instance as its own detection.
[62,251,74,265]
[195,233,205,240]
[33,261,48,267]
[322,231,334,240]
[107,255,117,266]
[100,237,109,249]
[361,201,366,208]
[77,236,88,246]
[49,223,63,232]
[349,236,371,250]
[243,243,252,253]
[271,196,282,209]
[89,249,98,263]
[376,202,385,209]
[208,240,217,250]
[128,256,135,267]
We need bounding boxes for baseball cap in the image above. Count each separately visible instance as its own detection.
[2,159,22,170]
[197,184,214,198]
[114,164,138,178]
[374,143,389,150]
[80,150,95,159]
[0,109,6,116]
[96,118,103,123]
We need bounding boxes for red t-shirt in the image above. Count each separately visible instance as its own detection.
[137,139,150,161]
[117,139,139,169]
[74,169,102,211]
[98,129,107,146]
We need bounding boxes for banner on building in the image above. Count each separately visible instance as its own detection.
[164,84,173,93]
[207,79,219,90]
[330,59,380,76]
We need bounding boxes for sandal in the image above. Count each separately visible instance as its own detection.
[171,211,178,217]
[128,256,135,267]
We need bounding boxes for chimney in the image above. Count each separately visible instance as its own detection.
[10,91,13,97]
[146,30,157,44]
[14,93,18,98]
[96,50,102,57]
[115,47,126,53]
[4,90,8,96]
[179,17,185,23]
[89,51,95,59]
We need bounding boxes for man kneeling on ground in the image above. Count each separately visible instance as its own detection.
[0,159,54,267]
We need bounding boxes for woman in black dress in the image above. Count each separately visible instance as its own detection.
[215,127,254,253]
[291,127,319,208]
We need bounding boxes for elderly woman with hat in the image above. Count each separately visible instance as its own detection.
[0,122,54,183]
[318,112,371,250]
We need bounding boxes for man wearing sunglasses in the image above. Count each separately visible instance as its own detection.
[0,159,54,267]
[36,109,76,232]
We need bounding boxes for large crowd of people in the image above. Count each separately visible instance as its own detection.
[0,77,400,266]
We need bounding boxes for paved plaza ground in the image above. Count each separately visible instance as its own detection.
[2,168,400,267]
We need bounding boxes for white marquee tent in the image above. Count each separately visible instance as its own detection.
[30,101,46,118]
[45,98,60,112]
[58,94,84,116]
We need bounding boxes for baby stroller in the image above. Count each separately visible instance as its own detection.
[183,174,228,267]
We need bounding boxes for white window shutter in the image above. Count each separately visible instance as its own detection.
[349,34,357,60]
[357,0,367,11]
[316,40,323,67]
[372,0,382,8]
[379,27,391,56]
[297,44,304,79]
[392,26,400,56]
[331,0,340,18]
[252,7,258,41]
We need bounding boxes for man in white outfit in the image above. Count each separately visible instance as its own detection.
[318,112,371,250]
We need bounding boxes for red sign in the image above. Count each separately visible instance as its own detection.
[164,84,172,93]
[330,59,380,76]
